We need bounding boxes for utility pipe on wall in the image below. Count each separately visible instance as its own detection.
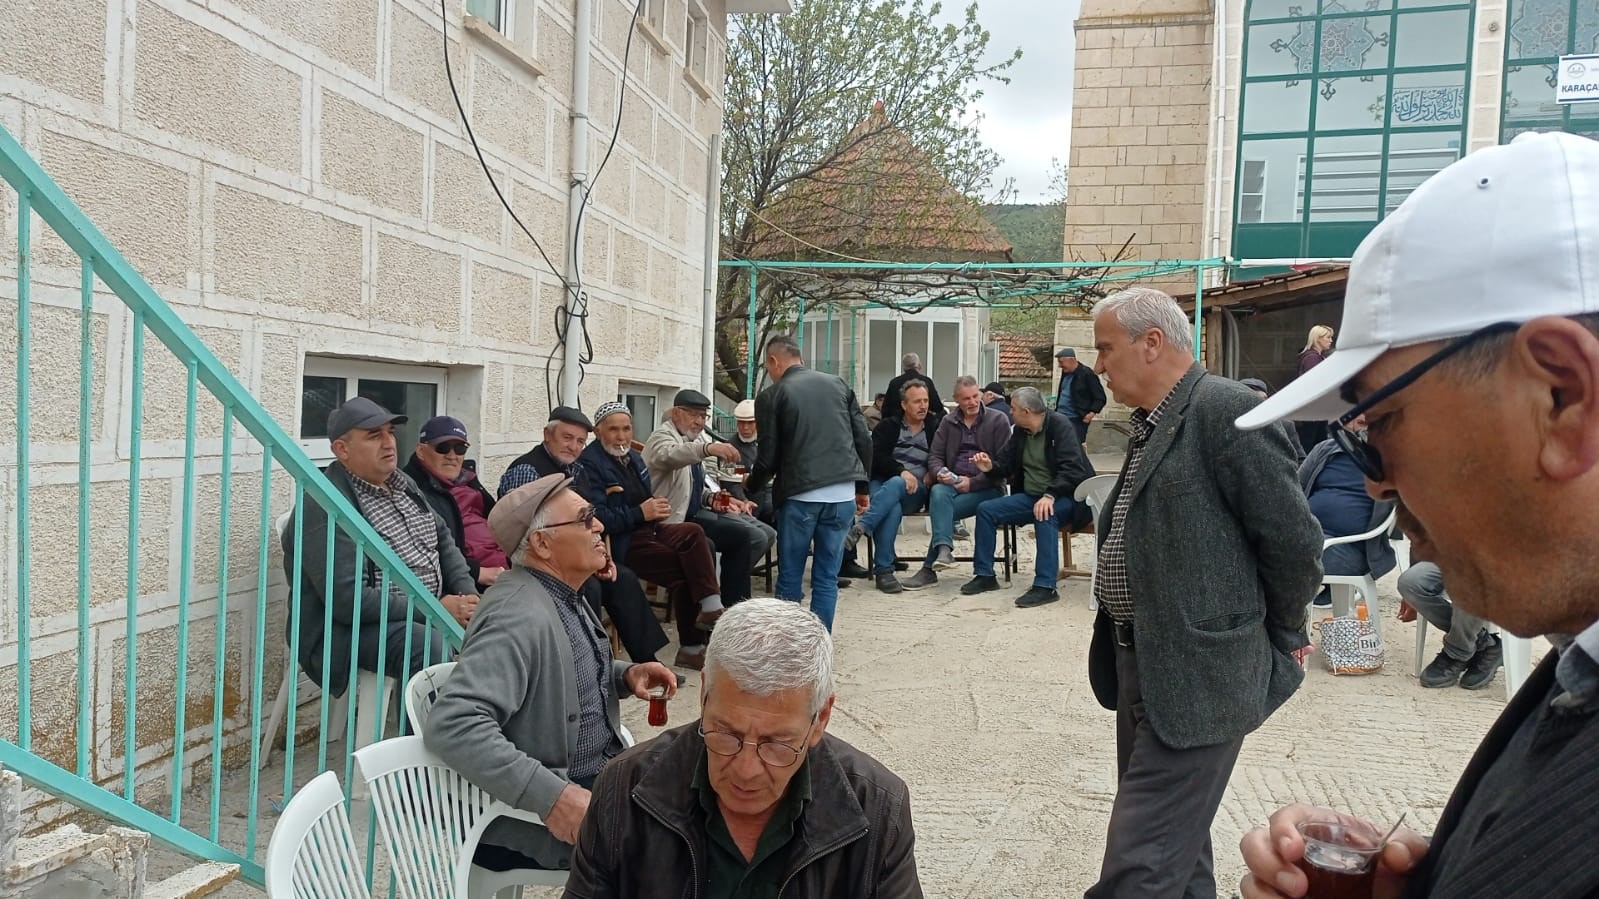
[701,132,722,396]
[559,0,594,407]
[1206,0,1229,286]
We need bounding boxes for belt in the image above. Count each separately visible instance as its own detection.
[1111,618,1135,647]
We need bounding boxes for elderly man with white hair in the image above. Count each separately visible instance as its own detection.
[426,473,677,874]
[565,598,923,898]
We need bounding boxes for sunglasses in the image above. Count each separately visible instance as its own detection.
[537,504,599,531]
[1331,322,1517,481]
[433,441,469,456]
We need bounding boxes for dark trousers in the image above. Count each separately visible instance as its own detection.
[1071,416,1091,444]
[472,770,598,872]
[691,509,775,604]
[624,522,720,647]
[1088,640,1244,899]
[580,565,670,663]
[353,619,448,734]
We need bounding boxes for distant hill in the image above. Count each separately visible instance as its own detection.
[983,203,1065,263]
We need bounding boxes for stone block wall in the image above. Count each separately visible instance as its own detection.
[0,0,727,817]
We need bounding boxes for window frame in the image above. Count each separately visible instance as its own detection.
[299,357,449,461]
[466,0,509,33]
[1499,0,1599,142]
[1233,0,1476,261]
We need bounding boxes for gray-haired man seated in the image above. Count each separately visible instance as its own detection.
[425,473,677,872]
[564,598,923,898]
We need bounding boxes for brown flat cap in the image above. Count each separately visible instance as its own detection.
[487,473,574,556]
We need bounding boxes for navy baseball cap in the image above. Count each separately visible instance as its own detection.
[419,415,469,445]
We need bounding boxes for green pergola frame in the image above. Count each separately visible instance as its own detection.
[720,258,1233,396]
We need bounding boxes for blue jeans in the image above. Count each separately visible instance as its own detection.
[861,478,929,574]
[775,499,855,631]
[924,482,1004,562]
[974,492,1078,589]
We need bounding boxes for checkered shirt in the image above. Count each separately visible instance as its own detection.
[1093,387,1178,623]
[349,470,444,605]
[526,568,622,781]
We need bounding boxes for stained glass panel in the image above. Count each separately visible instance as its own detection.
[1316,15,1392,74]
[1394,9,1472,67]
[1243,80,1315,133]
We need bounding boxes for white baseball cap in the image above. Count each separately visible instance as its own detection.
[1237,131,1599,430]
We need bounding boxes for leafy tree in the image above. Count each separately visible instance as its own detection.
[716,0,1020,399]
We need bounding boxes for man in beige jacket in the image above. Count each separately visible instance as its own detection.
[644,389,776,609]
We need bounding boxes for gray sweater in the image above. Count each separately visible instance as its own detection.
[424,565,632,868]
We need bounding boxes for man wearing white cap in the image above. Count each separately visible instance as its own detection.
[718,398,772,524]
[1237,132,1599,897]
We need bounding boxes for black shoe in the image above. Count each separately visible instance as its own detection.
[1460,635,1503,690]
[893,561,909,571]
[1014,586,1060,608]
[874,572,904,594]
[901,568,938,590]
[837,578,852,589]
[1419,650,1470,688]
[838,559,871,579]
[960,575,1001,595]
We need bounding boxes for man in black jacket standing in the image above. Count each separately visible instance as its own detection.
[746,335,872,631]
[961,387,1094,608]
[1055,346,1107,444]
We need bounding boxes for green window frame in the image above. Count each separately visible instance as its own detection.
[1500,0,1599,142]
[1234,0,1475,262]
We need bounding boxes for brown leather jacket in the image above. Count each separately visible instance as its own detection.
[563,722,923,899]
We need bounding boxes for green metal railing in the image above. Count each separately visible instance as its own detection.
[0,124,464,887]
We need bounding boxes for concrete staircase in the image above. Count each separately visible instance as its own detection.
[0,769,241,898]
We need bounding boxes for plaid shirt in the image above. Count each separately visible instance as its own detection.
[527,568,622,781]
[350,470,444,605]
[1093,386,1178,623]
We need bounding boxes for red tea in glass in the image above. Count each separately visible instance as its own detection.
[1295,820,1380,899]
[648,691,669,726]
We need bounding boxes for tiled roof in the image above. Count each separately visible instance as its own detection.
[995,332,1052,379]
[746,103,1013,263]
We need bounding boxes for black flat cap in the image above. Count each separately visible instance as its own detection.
[327,397,406,441]
[548,406,593,431]
[673,389,712,409]
[983,381,1008,398]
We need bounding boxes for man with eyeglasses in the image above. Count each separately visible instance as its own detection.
[428,473,678,874]
[644,389,777,607]
[1236,132,1599,898]
[404,415,511,592]
[565,598,922,898]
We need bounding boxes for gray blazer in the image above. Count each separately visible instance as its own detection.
[425,566,632,869]
[1090,365,1324,749]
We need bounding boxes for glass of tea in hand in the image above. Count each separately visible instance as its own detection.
[648,687,669,726]
[1295,820,1382,898]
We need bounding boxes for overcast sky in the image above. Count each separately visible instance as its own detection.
[934,0,1081,203]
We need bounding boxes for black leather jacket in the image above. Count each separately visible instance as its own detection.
[746,365,872,505]
[564,722,923,899]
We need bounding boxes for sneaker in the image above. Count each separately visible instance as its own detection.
[1419,650,1470,688]
[1014,586,1060,608]
[930,545,956,570]
[960,575,1001,595]
[838,559,871,579]
[1460,635,1503,690]
[874,572,904,594]
[845,524,865,552]
[901,568,938,590]
[954,523,971,539]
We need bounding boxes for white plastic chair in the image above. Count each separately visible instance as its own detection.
[1073,475,1118,610]
[265,771,372,899]
[353,735,568,899]
[261,510,397,771]
[405,662,457,734]
[1316,508,1397,642]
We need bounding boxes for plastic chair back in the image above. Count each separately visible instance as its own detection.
[265,771,372,899]
[353,736,566,899]
[404,662,457,735]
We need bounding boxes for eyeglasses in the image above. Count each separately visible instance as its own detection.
[536,504,599,531]
[434,442,469,456]
[698,716,816,768]
[1331,322,1518,481]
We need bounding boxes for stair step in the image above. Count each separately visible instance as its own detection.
[0,769,20,870]
[3,824,110,884]
[142,862,242,899]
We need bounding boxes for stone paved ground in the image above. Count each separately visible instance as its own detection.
[147,529,1541,898]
